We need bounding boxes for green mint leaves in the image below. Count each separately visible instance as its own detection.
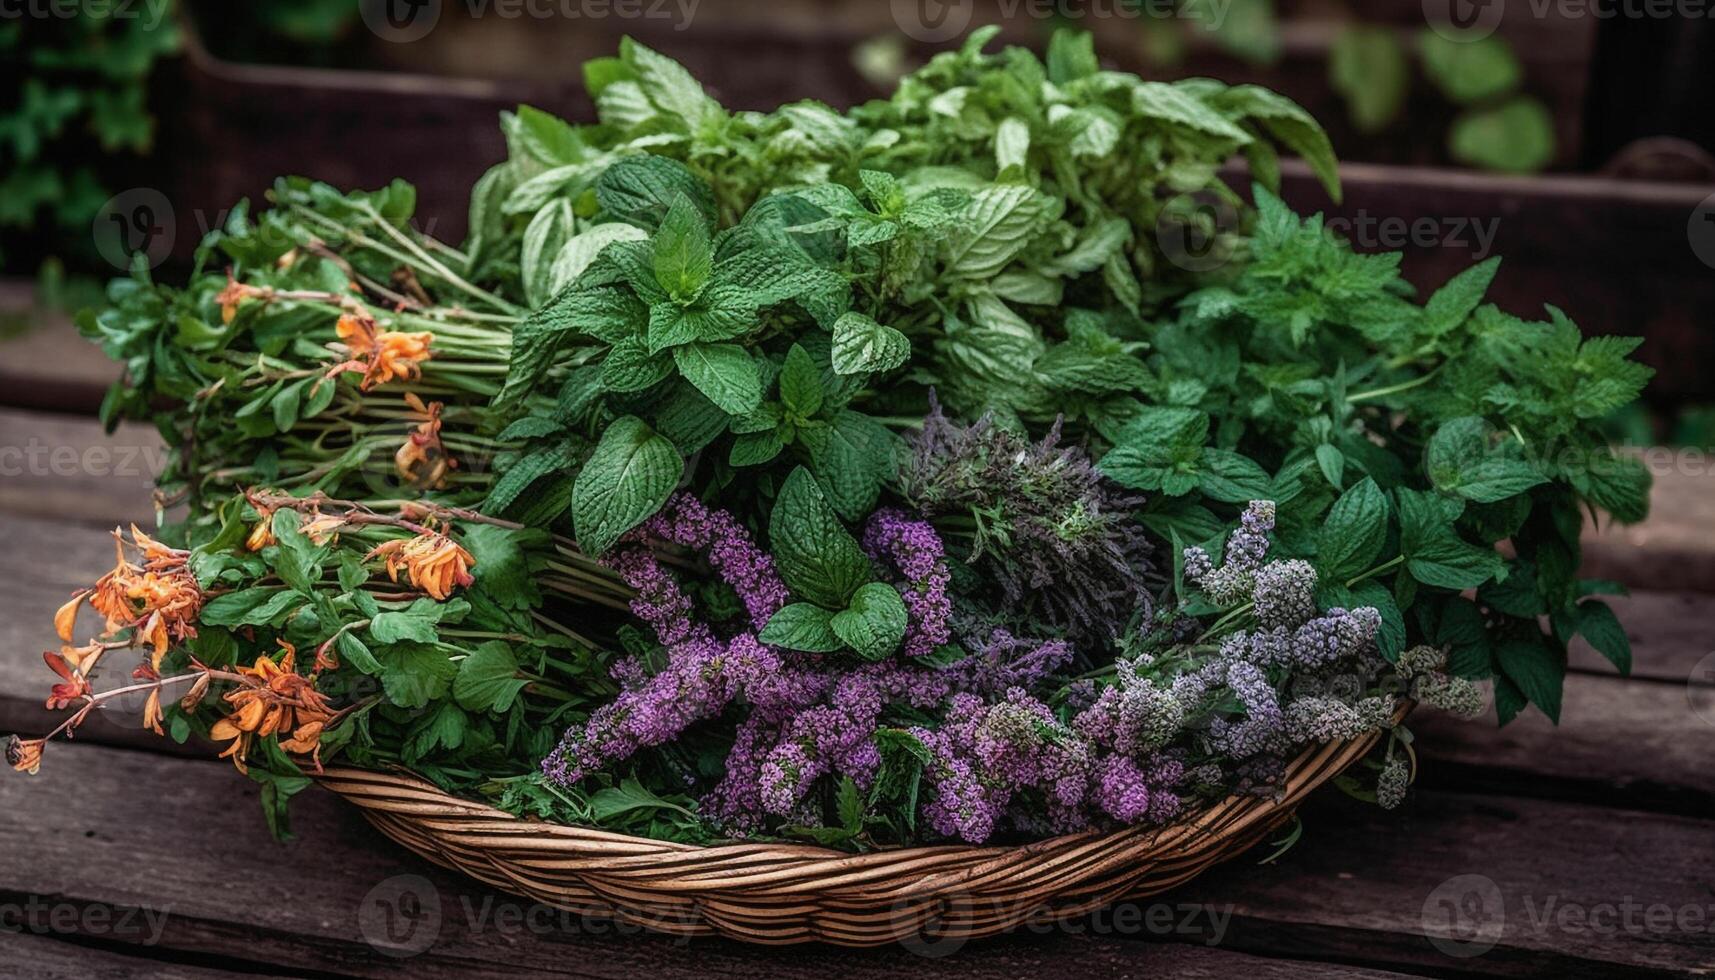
[767,467,872,610]
[572,415,683,554]
[763,467,907,660]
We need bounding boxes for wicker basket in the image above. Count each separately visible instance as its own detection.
[316,723,1388,947]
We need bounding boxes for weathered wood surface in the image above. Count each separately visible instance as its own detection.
[0,408,164,527]
[11,742,1713,979]
[0,282,118,415]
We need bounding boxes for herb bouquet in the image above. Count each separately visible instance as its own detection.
[12,29,1651,945]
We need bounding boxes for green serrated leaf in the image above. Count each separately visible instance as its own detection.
[572,416,683,554]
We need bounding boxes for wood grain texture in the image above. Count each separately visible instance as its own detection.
[0,744,1428,979]
[1581,464,1715,594]
[1411,673,1715,818]
[1174,789,1715,978]
[0,408,163,527]
[0,282,118,415]
[0,931,299,980]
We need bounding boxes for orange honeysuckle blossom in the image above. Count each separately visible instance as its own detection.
[57,641,102,672]
[300,513,347,546]
[208,642,335,774]
[395,393,457,490]
[368,530,476,601]
[328,309,433,391]
[215,275,271,324]
[247,506,277,552]
[61,526,203,670]
[43,651,92,711]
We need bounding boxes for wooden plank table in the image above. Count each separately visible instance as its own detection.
[1,412,1711,978]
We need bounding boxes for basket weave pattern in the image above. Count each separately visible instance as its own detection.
[318,726,1385,946]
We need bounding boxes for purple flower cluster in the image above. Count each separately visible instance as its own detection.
[862,509,952,658]
[541,494,789,788]
[910,688,1185,842]
[705,662,961,831]
[1184,500,1275,606]
[1217,606,1383,671]
[1074,660,1184,755]
[544,485,1435,844]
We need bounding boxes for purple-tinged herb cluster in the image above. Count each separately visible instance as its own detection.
[862,509,952,658]
[545,490,1484,845]
[1184,500,1275,607]
[541,494,790,787]
[911,689,1185,842]
[902,399,1156,643]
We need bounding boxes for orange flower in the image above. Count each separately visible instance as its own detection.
[6,735,44,775]
[300,513,346,546]
[395,393,457,490]
[208,642,335,774]
[328,310,433,391]
[215,275,270,324]
[82,526,203,669]
[245,492,279,551]
[142,687,165,736]
[367,530,476,601]
[54,592,85,643]
[42,652,91,713]
[43,650,92,711]
[57,641,102,672]
[247,516,276,551]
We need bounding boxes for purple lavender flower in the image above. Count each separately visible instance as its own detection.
[1184,500,1276,607]
[952,626,1074,694]
[638,493,789,631]
[543,495,789,789]
[1074,664,1185,755]
[863,509,953,658]
[1251,559,1317,630]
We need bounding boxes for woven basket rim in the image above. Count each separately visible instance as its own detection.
[315,701,1409,864]
[309,705,1409,945]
